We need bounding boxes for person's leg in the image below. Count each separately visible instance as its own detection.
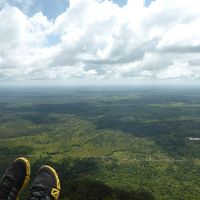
[0,157,30,200]
[27,165,60,200]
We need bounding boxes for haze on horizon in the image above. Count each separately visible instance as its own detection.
[0,0,200,86]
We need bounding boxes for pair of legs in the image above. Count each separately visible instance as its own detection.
[0,157,60,200]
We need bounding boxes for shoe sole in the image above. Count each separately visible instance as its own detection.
[40,165,61,199]
[15,157,31,200]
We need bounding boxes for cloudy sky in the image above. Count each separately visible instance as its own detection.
[0,0,200,85]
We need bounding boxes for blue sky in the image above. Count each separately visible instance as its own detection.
[144,0,155,7]
[8,0,69,19]
[7,0,153,20]
[113,0,127,7]
[0,0,200,84]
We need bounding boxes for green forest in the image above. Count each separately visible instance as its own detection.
[0,86,200,200]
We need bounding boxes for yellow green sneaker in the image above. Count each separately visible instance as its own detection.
[0,157,30,200]
[28,165,61,200]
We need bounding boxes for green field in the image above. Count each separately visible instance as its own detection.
[0,86,200,199]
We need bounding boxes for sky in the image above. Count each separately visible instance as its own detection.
[0,0,200,85]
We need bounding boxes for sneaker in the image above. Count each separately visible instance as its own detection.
[28,165,61,200]
[0,157,30,200]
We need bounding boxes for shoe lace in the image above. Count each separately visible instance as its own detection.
[28,184,49,200]
[0,174,15,198]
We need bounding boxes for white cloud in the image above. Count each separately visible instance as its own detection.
[157,62,193,79]
[0,0,200,83]
[0,0,6,9]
